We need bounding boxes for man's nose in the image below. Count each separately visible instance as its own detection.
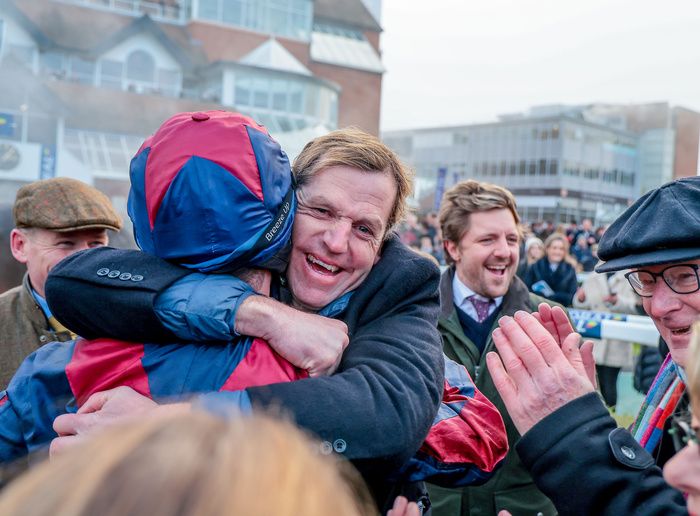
[323,219,351,254]
[647,281,682,318]
[493,237,510,257]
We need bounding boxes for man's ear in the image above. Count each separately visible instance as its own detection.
[10,228,30,264]
[444,239,460,263]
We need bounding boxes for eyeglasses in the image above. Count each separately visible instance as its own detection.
[625,264,700,297]
[669,414,700,452]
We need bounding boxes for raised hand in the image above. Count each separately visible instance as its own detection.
[533,303,596,387]
[486,311,596,435]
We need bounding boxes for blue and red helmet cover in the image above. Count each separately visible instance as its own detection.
[128,111,295,272]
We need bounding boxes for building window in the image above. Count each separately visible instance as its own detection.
[231,71,338,132]
[69,56,95,84]
[126,50,155,83]
[100,59,123,89]
[40,51,66,78]
[0,19,4,56]
[195,0,313,41]
[549,160,558,175]
[157,69,181,96]
[8,43,36,65]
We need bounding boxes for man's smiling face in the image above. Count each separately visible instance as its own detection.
[445,208,520,299]
[639,260,700,368]
[286,165,396,312]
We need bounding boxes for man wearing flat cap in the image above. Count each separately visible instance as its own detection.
[0,177,121,388]
[484,176,700,514]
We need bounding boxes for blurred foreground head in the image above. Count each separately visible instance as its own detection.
[0,413,374,516]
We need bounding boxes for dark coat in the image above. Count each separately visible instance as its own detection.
[524,257,578,306]
[518,393,686,515]
[0,275,72,389]
[46,234,445,511]
[428,267,557,516]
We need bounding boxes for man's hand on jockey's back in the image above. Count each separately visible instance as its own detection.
[51,386,188,457]
[235,296,349,377]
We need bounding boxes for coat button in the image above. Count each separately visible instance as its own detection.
[39,335,48,342]
[320,441,333,455]
[119,272,132,281]
[620,445,636,460]
[131,274,144,282]
[107,270,120,278]
[97,268,110,276]
[333,439,347,453]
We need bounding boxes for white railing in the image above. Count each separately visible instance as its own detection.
[55,0,187,23]
[569,309,659,346]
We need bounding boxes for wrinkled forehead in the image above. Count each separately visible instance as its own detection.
[300,166,396,221]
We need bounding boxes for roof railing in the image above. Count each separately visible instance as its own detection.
[54,0,187,24]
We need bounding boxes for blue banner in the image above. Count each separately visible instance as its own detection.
[0,113,15,137]
[434,167,447,211]
[40,145,56,179]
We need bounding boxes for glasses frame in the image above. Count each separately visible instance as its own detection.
[625,263,700,298]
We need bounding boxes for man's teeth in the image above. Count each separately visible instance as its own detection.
[671,327,690,335]
[307,255,338,272]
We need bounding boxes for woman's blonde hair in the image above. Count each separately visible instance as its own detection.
[0,413,376,516]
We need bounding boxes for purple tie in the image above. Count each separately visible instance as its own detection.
[468,296,493,323]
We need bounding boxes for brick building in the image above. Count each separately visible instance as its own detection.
[0,0,385,207]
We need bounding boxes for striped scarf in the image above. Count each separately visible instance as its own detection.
[629,354,686,453]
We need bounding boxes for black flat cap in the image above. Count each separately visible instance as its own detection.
[596,176,700,272]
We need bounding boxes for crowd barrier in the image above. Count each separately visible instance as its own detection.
[569,309,659,347]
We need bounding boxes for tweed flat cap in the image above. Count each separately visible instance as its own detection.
[13,177,122,232]
[596,176,700,272]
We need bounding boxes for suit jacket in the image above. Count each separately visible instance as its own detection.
[0,275,73,389]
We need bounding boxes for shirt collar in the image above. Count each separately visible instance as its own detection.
[30,287,53,320]
[452,271,504,308]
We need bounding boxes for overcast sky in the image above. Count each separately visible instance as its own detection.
[379,0,700,131]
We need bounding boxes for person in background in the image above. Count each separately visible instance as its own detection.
[574,217,598,246]
[0,412,382,516]
[571,234,596,272]
[524,232,578,306]
[0,178,121,388]
[428,180,558,516]
[516,236,544,280]
[574,267,638,408]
